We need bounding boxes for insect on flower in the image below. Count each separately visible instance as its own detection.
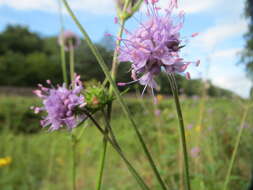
[117,0,200,95]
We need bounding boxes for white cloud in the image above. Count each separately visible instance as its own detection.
[212,48,241,59]
[0,0,231,15]
[191,20,247,51]
[0,0,116,14]
[211,74,251,98]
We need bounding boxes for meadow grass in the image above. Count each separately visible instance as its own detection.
[0,95,252,190]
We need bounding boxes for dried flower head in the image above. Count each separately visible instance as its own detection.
[32,75,86,131]
[58,30,81,51]
[118,0,199,94]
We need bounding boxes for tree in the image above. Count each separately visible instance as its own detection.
[242,0,253,80]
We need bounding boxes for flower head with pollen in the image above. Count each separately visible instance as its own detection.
[32,75,86,131]
[118,0,199,94]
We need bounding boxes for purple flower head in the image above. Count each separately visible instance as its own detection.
[118,0,199,94]
[58,30,81,51]
[32,75,86,131]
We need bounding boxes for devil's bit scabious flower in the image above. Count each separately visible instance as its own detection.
[32,75,86,131]
[118,0,199,93]
[58,30,81,51]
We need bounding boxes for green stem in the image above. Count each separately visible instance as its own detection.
[83,109,150,190]
[60,36,68,84]
[58,0,68,85]
[71,134,77,190]
[61,1,167,189]
[96,136,108,190]
[110,18,126,89]
[69,40,75,82]
[222,106,249,190]
[96,110,109,190]
[168,74,191,190]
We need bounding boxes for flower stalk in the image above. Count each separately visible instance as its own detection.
[71,134,77,190]
[69,40,75,82]
[168,74,191,190]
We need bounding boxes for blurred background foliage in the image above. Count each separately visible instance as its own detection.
[0,25,235,98]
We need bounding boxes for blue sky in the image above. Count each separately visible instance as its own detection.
[0,0,251,97]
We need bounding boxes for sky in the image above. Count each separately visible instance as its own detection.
[0,0,251,98]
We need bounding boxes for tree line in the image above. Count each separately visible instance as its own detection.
[0,25,235,97]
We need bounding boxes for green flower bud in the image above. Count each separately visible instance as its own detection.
[83,81,113,112]
[115,0,143,20]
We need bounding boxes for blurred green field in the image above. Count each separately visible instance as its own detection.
[0,95,253,190]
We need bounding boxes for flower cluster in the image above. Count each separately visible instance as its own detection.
[58,30,81,51]
[118,0,199,93]
[32,75,86,131]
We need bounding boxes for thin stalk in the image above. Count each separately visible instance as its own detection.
[69,40,75,82]
[61,1,167,189]
[222,106,250,190]
[96,109,109,190]
[168,74,191,190]
[96,136,108,190]
[102,109,121,150]
[71,134,77,190]
[82,109,150,190]
[60,36,68,84]
[110,15,126,84]
[58,0,68,84]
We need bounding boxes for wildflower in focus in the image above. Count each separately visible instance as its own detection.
[118,0,199,94]
[190,147,200,158]
[32,75,86,131]
[0,157,12,167]
[58,30,81,51]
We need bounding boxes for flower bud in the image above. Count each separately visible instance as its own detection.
[83,81,113,112]
[115,0,142,20]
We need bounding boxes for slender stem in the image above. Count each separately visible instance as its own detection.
[96,109,110,190]
[61,1,166,189]
[60,36,68,84]
[82,109,150,190]
[71,134,77,190]
[168,74,191,190]
[102,109,121,150]
[96,136,108,190]
[222,106,249,190]
[58,0,68,85]
[110,18,126,84]
[69,40,75,82]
